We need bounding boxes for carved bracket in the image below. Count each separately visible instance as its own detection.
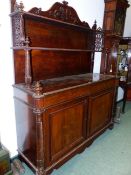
[95,27,104,52]
[10,1,26,46]
[11,13,25,46]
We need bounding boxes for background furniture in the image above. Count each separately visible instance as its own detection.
[10,1,118,175]
[101,0,129,75]
[117,37,131,112]
[100,0,130,113]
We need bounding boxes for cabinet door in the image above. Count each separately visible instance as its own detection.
[44,98,87,166]
[88,90,113,136]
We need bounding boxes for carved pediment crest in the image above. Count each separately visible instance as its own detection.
[29,1,90,28]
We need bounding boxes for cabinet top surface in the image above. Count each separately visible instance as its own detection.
[13,73,116,94]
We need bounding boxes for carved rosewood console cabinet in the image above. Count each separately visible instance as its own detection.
[10,1,118,175]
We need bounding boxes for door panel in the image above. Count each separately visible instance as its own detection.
[88,90,113,136]
[44,98,87,165]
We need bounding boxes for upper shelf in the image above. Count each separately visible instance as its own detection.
[11,46,103,52]
[10,1,104,84]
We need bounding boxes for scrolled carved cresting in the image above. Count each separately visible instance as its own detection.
[11,1,104,50]
[29,1,90,28]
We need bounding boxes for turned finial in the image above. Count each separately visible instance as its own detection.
[92,20,97,30]
[14,1,24,12]
[62,1,68,5]
[19,1,24,11]
[14,2,19,11]
[34,81,43,96]
[24,37,30,47]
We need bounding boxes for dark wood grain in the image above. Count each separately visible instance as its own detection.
[13,73,118,175]
[11,2,95,84]
[11,1,118,175]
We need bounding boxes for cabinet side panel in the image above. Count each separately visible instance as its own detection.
[14,99,37,166]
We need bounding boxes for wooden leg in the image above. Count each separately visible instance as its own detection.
[122,86,127,113]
